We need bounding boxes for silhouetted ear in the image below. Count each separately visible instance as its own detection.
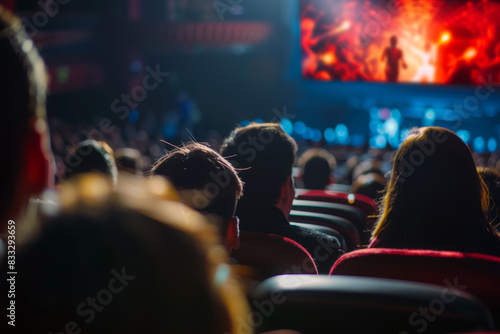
[226,216,240,254]
[22,120,50,195]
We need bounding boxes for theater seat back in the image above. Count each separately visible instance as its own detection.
[252,275,494,334]
[330,248,500,322]
[289,210,360,250]
[231,232,318,281]
[296,189,378,228]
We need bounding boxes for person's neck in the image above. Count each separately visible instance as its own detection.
[274,201,290,219]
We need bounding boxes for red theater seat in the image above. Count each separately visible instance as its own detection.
[296,189,379,228]
[330,248,500,323]
[231,232,318,281]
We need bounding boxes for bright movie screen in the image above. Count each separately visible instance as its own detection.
[301,0,500,85]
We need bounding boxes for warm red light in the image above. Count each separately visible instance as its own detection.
[301,0,500,85]
[340,21,350,31]
[463,48,477,60]
[321,53,335,64]
[440,32,451,44]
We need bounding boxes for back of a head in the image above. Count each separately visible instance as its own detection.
[0,6,48,228]
[150,142,243,233]
[298,148,336,190]
[478,167,500,228]
[220,123,297,205]
[115,147,144,174]
[373,127,500,253]
[10,174,249,334]
[351,172,387,202]
[65,140,118,184]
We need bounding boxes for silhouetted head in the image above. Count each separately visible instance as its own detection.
[351,172,387,203]
[11,174,250,334]
[65,140,118,184]
[0,6,51,232]
[372,127,500,254]
[150,142,243,252]
[221,123,298,216]
[298,148,337,190]
[390,35,398,47]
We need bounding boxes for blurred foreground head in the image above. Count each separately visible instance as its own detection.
[10,174,250,334]
[0,6,51,232]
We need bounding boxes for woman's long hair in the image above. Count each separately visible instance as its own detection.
[372,127,500,254]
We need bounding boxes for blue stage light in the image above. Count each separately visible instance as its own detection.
[324,127,336,143]
[311,129,322,142]
[336,124,349,145]
[488,138,497,153]
[473,137,486,154]
[294,121,306,135]
[456,130,471,144]
[280,118,293,135]
[369,135,387,149]
[239,120,251,127]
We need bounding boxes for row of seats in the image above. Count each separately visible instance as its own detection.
[232,190,500,333]
[234,245,500,332]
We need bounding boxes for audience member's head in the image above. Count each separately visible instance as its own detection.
[352,159,385,181]
[0,6,51,232]
[221,123,298,217]
[150,142,243,253]
[115,147,144,175]
[350,172,387,203]
[65,139,118,184]
[297,148,336,190]
[372,127,500,255]
[12,174,250,334]
[478,166,500,229]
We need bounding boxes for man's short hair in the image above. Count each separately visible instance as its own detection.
[220,123,298,205]
[0,6,48,218]
[150,142,243,232]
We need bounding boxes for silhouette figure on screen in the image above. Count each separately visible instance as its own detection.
[381,36,407,82]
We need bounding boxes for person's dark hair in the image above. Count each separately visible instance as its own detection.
[220,123,298,205]
[298,148,336,190]
[65,140,118,184]
[477,167,500,229]
[9,174,250,334]
[150,142,243,231]
[372,127,500,255]
[115,147,144,174]
[0,6,48,222]
[351,172,387,203]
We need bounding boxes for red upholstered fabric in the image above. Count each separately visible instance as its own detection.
[296,190,378,227]
[330,248,500,318]
[231,232,318,280]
